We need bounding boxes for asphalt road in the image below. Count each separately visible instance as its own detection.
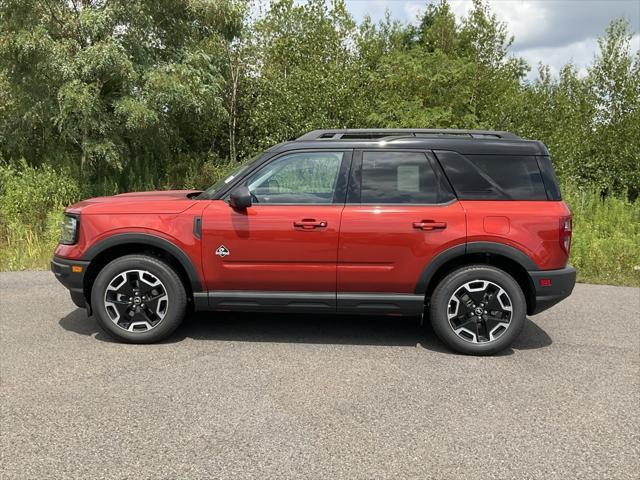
[1,271,639,479]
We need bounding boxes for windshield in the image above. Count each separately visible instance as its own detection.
[197,156,260,199]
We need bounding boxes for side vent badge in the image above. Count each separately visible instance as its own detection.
[215,245,230,258]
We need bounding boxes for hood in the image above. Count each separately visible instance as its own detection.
[66,190,202,215]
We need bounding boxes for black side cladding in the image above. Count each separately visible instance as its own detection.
[433,150,561,201]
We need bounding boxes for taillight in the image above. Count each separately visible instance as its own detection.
[560,216,572,255]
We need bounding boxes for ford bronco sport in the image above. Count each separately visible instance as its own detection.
[52,129,576,355]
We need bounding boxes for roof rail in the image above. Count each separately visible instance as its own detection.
[296,128,521,141]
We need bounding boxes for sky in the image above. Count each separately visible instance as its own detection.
[345,0,640,80]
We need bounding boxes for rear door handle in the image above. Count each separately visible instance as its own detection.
[413,221,447,231]
[294,219,327,230]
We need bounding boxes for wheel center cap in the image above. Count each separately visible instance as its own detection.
[474,307,484,315]
[133,297,142,305]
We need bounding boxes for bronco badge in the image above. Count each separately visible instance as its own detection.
[215,245,230,257]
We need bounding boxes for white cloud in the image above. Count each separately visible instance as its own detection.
[403,2,425,23]
[518,37,599,80]
[480,1,548,48]
[518,28,640,81]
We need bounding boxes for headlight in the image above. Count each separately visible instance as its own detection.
[60,214,79,245]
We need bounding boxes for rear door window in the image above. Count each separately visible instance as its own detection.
[359,151,441,204]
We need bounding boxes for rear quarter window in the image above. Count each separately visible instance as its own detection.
[536,155,562,200]
[435,151,548,200]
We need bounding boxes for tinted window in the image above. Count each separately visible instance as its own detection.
[435,151,547,200]
[246,151,343,204]
[360,151,440,204]
[536,155,562,200]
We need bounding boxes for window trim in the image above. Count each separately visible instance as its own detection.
[347,149,456,206]
[221,149,353,206]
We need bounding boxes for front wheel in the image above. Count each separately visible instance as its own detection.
[91,254,187,343]
[429,265,526,355]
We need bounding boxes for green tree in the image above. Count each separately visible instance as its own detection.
[364,0,527,129]
[364,1,475,128]
[458,0,528,127]
[418,0,458,54]
[0,0,243,188]
[587,19,640,196]
[512,18,639,197]
[238,0,366,155]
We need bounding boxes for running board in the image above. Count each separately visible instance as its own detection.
[337,293,424,315]
[194,291,424,316]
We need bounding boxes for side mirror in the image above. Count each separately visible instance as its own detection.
[229,186,252,209]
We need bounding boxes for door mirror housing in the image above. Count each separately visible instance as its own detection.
[229,186,252,209]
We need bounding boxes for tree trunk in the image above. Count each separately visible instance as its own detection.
[80,125,87,181]
[229,54,240,163]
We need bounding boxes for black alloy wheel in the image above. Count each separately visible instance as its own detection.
[91,254,187,343]
[429,265,526,355]
[103,269,169,333]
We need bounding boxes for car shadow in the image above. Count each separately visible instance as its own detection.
[58,309,552,354]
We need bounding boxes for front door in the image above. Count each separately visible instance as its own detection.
[201,150,351,311]
[337,149,466,314]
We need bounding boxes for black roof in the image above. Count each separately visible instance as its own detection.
[272,129,549,156]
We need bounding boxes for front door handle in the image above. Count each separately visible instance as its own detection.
[413,221,447,231]
[294,219,327,230]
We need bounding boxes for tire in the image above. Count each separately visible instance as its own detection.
[91,254,187,343]
[429,265,526,355]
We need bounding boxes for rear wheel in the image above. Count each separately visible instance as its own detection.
[91,254,187,343]
[429,265,526,355]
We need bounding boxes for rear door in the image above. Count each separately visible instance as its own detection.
[201,150,351,310]
[337,149,466,314]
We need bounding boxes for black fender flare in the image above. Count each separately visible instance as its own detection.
[414,241,539,294]
[82,233,203,292]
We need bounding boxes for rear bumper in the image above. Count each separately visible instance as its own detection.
[528,266,576,315]
[51,255,90,309]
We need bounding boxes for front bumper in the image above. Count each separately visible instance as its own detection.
[528,265,577,315]
[51,255,90,309]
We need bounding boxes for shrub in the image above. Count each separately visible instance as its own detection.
[564,185,640,286]
[163,153,240,191]
[0,160,80,231]
[0,161,80,270]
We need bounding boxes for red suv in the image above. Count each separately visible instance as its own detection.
[52,129,576,355]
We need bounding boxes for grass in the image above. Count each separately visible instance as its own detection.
[0,212,62,271]
[0,182,638,287]
[564,186,640,287]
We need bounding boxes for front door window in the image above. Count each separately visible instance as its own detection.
[245,151,343,204]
